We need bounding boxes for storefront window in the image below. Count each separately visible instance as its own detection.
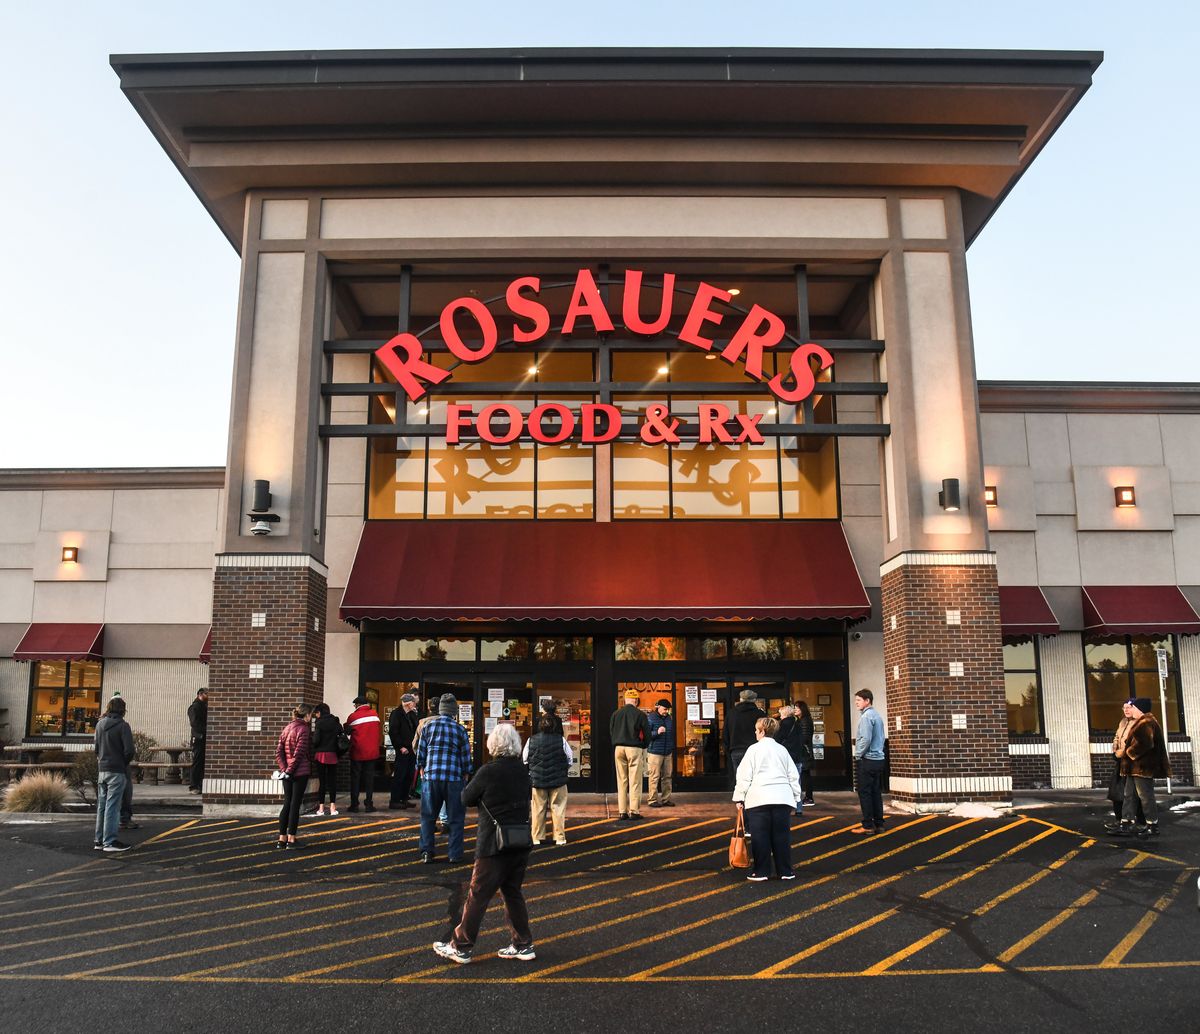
[1003,636,1043,736]
[537,682,592,777]
[481,638,530,662]
[532,637,594,662]
[1084,634,1184,734]
[615,637,686,661]
[364,637,476,662]
[27,660,103,737]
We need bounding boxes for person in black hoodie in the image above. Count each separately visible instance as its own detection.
[310,703,343,816]
[433,723,535,965]
[726,690,764,781]
[388,693,420,809]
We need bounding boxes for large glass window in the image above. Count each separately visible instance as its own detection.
[1003,636,1043,736]
[1084,634,1184,734]
[27,660,103,737]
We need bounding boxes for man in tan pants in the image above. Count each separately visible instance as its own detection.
[609,690,651,820]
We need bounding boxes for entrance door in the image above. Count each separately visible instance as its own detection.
[422,675,535,768]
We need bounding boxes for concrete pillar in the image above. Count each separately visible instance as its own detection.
[1038,632,1092,789]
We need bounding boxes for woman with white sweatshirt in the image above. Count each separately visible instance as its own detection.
[732,715,803,882]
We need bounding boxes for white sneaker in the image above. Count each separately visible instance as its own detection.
[433,941,472,964]
[554,838,567,846]
[497,944,536,961]
[315,806,326,816]
[329,806,339,816]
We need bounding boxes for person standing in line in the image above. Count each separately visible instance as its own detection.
[344,695,381,813]
[795,700,816,806]
[726,689,763,779]
[524,714,572,845]
[609,689,650,821]
[852,689,886,835]
[416,693,472,864]
[414,697,449,827]
[646,698,675,808]
[311,703,343,816]
[433,723,535,964]
[275,704,313,849]
[93,697,135,853]
[540,698,564,737]
[388,693,420,810]
[187,688,208,794]
[733,715,802,882]
[1104,699,1145,834]
[1114,697,1170,839]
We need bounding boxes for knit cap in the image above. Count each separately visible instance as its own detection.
[438,693,458,717]
[1130,697,1152,714]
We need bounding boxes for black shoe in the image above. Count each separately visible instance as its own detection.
[649,801,662,808]
[276,840,288,849]
[421,852,436,864]
[120,822,140,831]
[364,804,376,813]
[628,813,644,821]
[102,841,133,853]
[617,813,630,821]
[447,856,463,864]
[93,841,102,851]
[285,841,304,850]
[347,805,360,813]
[1103,820,1123,835]
[1112,822,1137,837]
[662,801,675,807]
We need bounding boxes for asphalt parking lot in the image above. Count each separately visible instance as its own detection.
[1,800,1197,1032]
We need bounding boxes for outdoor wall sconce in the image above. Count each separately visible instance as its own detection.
[61,545,79,564]
[983,485,998,507]
[1115,485,1136,508]
[938,478,961,512]
[247,479,281,536]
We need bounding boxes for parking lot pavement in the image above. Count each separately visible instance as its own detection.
[0,803,1196,996]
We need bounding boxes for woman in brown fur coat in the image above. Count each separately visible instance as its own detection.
[1115,697,1170,839]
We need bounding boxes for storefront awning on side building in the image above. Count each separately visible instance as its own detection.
[998,587,1060,636]
[1081,586,1200,636]
[339,520,871,625]
[199,627,212,665]
[12,623,105,662]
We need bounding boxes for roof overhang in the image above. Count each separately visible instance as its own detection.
[110,47,1101,251]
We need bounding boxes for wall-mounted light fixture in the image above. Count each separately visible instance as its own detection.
[938,478,961,512]
[1114,485,1137,508]
[983,485,998,507]
[247,479,281,536]
[61,545,79,564]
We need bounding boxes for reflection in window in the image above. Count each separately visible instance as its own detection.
[532,638,594,662]
[1084,634,1184,734]
[363,638,476,662]
[612,441,671,519]
[1003,636,1042,736]
[28,660,103,737]
[481,638,531,662]
[615,637,686,662]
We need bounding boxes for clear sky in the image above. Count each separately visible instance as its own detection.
[1,2,1196,469]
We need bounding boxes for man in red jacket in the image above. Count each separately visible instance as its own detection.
[344,695,382,813]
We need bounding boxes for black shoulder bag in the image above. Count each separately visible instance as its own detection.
[479,800,533,852]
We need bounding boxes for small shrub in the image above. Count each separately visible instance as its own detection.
[68,752,99,804]
[132,732,159,763]
[3,771,70,812]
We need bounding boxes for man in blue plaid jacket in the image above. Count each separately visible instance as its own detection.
[416,693,473,863]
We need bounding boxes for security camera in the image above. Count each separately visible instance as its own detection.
[250,519,276,536]
[851,631,864,642]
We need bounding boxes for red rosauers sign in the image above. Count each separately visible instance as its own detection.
[374,268,834,445]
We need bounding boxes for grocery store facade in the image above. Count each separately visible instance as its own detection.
[3,48,1199,811]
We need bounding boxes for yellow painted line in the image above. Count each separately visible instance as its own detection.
[516,816,949,982]
[995,852,1147,964]
[1099,868,1193,968]
[155,817,418,867]
[145,818,354,855]
[137,818,200,847]
[0,860,107,900]
[593,816,832,871]
[528,817,722,868]
[303,821,484,873]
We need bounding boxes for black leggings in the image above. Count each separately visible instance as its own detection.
[317,762,338,804]
[279,776,305,837]
[800,765,813,800]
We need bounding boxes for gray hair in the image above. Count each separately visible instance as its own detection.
[779,704,794,718]
[739,689,757,702]
[487,722,523,759]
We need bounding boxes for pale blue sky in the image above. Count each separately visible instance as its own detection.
[1,2,1196,468]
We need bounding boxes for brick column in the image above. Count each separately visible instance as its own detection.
[880,551,1011,811]
[204,554,327,814]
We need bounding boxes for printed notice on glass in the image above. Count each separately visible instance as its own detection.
[685,686,699,703]
[484,717,497,733]
[686,703,700,721]
[812,733,825,747]
[700,688,717,703]
[813,747,825,761]
[488,687,505,703]
[459,704,473,724]
[489,700,503,718]
[702,702,715,719]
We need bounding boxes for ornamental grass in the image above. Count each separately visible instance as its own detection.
[3,771,70,812]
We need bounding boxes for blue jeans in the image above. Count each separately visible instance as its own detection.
[420,779,464,859]
[95,771,127,847]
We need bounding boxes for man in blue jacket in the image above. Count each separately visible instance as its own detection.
[852,689,886,835]
[646,699,675,808]
[93,698,135,852]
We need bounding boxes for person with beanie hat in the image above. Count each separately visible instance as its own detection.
[646,698,675,808]
[416,692,472,863]
[609,690,650,820]
[1113,697,1170,839]
[1104,699,1145,834]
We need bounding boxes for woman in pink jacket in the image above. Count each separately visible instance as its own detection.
[275,704,313,849]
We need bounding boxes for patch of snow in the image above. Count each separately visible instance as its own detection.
[1169,799,1200,813]
[948,802,1005,818]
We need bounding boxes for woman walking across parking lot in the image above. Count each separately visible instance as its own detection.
[732,715,802,882]
[275,704,313,849]
[311,703,342,816]
[433,722,536,964]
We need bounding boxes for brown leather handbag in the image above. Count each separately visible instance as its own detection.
[729,809,751,868]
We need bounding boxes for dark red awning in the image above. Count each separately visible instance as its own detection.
[1081,586,1200,636]
[998,587,1060,636]
[199,627,212,665]
[340,520,871,624]
[12,623,105,662]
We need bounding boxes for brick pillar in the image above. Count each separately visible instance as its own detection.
[204,554,327,813]
[881,551,1011,811]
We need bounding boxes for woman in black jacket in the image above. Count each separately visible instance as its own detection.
[795,700,815,805]
[311,703,343,816]
[433,723,534,965]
